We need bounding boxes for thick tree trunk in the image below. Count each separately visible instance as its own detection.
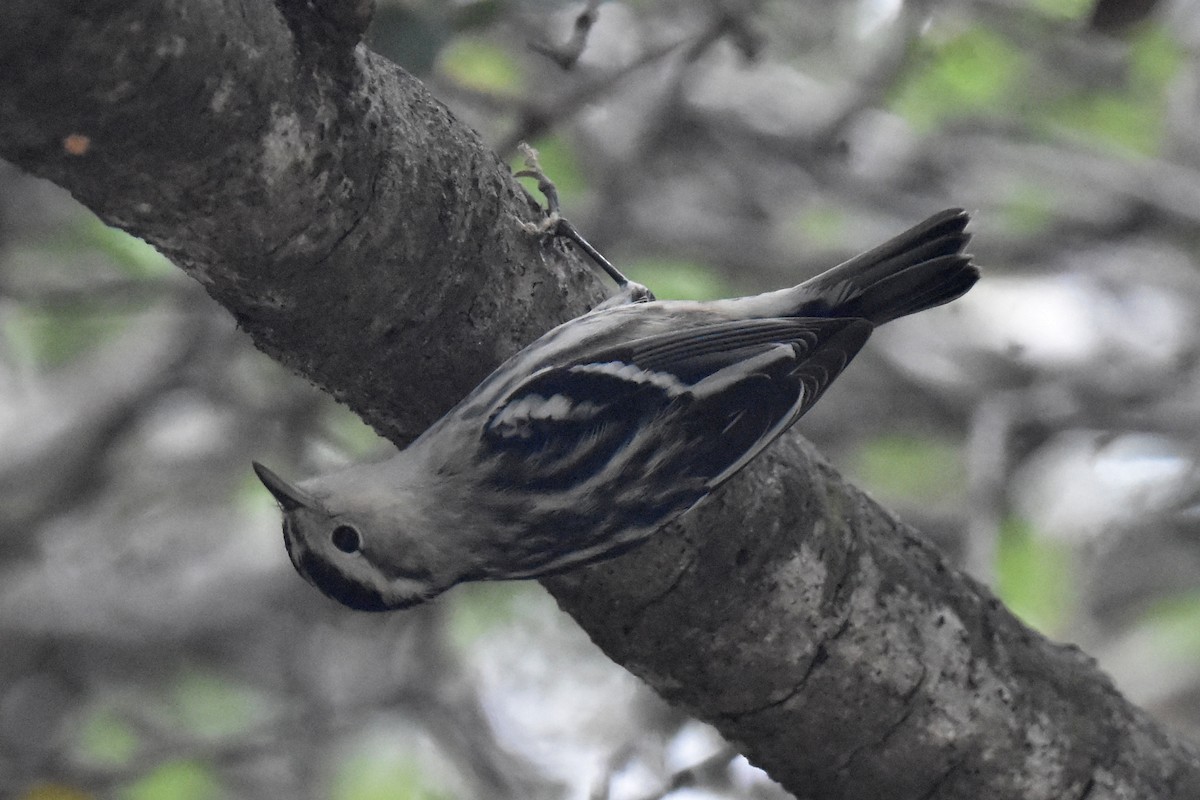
[3,2,1198,798]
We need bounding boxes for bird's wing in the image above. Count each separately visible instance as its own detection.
[481,317,873,496]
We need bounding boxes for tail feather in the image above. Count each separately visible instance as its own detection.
[852,254,978,324]
[792,209,979,325]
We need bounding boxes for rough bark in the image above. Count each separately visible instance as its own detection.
[1,0,605,445]
[2,2,1198,798]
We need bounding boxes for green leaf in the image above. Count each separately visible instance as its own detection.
[853,435,965,503]
[438,37,521,92]
[995,517,1073,635]
[121,761,220,800]
[890,26,1028,131]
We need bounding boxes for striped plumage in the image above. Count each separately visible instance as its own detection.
[255,209,978,611]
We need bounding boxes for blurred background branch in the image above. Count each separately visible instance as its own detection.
[6,0,1200,798]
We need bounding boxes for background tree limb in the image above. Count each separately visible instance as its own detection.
[3,2,1199,798]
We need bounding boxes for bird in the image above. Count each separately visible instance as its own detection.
[254,208,978,611]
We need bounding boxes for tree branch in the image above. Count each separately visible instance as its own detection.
[3,2,1199,798]
[1,0,605,445]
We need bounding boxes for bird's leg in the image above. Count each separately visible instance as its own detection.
[515,143,654,307]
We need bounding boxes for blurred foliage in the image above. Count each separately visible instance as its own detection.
[1025,0,1092,20]
[853,435,965,504]
[1043,25,1182,155]
[995,517,1073,636]
[87,220,172,279]
[1131,24,1185,90]
[332,750,450,800]
[18,785,93,800]
[78,709,140,768]
[1,221,168,366]
[791,205,849,250]
[624,257,729,301]
[3,307,131,366]
[123,761,220,800]
[170,671,268,740]
[370,0,503,74]
[437,36,522,93]
[1044,91,1162,155]
[1143,592,1200,662]
[328,405,396,458]
[890,25,1027,132]
[999,181,1059,236]
[891,19,1183,156]
[447,582,529,652]
[370,5,450,75]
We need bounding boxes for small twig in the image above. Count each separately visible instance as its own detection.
[493,36,687,156]
[528,0,603,70]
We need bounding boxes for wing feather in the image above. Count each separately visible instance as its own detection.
[481,316,874,499]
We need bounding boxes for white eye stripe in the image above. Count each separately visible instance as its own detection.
[568,360,688,394]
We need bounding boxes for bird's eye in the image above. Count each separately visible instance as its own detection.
[331,524,361,554]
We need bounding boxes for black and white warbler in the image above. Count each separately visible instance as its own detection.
[255,208,978,611]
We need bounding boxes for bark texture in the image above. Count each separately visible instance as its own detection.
[2,0,605,445]
[2,2,1199,798]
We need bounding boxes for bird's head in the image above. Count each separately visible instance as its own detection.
[252,461,458,611]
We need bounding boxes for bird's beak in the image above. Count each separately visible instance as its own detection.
[252,461,316,511]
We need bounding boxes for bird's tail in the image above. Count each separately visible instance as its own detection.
[791,208,979,326]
